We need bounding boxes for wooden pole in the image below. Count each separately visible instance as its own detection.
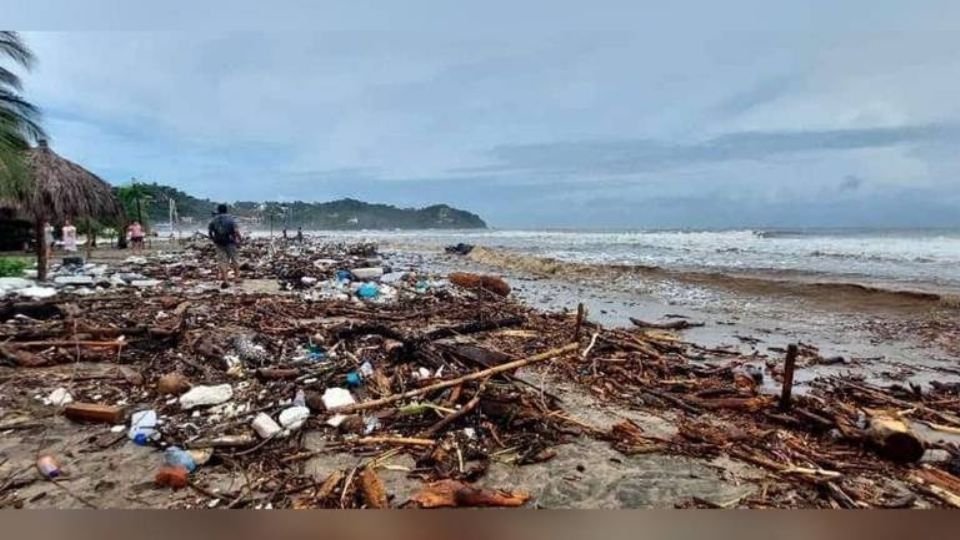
[34,219,47,281]
[779,343,798,411]
[574,303,585,340]
[329,343,579,414]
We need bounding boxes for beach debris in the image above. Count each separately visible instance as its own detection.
[279,406,310,430]
[321,388,356,410]
[164,446,197,473]
[359,467,389,509]
[252,413,283,439]
[128,409,158,445]
[63,403,125,424]
[17,286,58,299]
[36,455,61,479]
[628,317,705,330]
[4,237,960,510]
[350,267,384,280]
[157,372,191,395]
[448,272,510,297]
[155,465,189,489]
[179,384,233,410]
[867,412,925,463]
[409,480,530,508]
[45,387,74,406]
[444,243,474,256]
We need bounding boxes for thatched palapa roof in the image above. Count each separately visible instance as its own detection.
[13,140,125,223]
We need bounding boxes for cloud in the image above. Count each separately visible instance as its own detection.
[471,124,960,175]
[9,1,960,228]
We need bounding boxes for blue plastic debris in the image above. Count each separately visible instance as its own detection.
[336,270,352,283]
[357,283,380,299]
[345,372,362,387]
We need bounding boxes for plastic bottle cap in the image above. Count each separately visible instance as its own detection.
[134,433,149,445]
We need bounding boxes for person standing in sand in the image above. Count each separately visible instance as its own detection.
[208,203,241,287]
[127,221,145,251]
[62,220,77,252]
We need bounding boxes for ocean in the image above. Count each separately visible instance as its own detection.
[298,228,960,293]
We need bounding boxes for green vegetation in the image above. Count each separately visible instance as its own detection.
[0,256,29,277]
[0,32,46,201]
[127,182,488,230]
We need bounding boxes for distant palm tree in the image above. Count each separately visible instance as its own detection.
[0,31,45,196]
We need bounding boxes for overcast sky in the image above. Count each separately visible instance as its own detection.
[8,1,960,228]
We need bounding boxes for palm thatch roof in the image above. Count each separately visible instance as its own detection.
[9,140,125,223]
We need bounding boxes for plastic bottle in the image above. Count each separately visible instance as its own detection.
[128,410,158,445]
[293,389,306,407]
[36,455,60,478]
[163,446,197,473]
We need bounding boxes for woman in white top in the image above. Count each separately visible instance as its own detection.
[62,220,78,252]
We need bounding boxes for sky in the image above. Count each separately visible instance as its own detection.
[6,1,960,228]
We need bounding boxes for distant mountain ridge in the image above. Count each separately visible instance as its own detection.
[127,183,487,229]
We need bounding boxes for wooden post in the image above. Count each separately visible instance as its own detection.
[779,343,798,411]
[34,219,47,281]
[574,303,586,340]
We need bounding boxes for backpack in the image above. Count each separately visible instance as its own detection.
[209,215,234,245]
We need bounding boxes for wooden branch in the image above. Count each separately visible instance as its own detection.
[629,317,704,330]
[329,343,578,414]
[421,393,482,438]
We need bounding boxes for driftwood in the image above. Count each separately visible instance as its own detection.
[0,300,63,321]
[421,316,525,342]
[329,343,578,414]
[421,393,482,438]
[866,412,925,463]
[629,317,704,330]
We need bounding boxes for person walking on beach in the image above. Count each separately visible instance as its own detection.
[282,227,288,241]
[208,204,241,287]
[127,221,145,251]
[296,226,304,243]
[62,220,78,252]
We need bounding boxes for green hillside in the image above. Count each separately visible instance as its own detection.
[124,182,487,230]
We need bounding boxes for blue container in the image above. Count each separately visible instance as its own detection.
[345,372,362,387]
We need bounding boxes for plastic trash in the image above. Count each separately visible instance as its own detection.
[18,286,58,299]
[279,405,310,430]
[335,270,352,283]
[179,384,233,410]
[164,446,197,473]
[357,283,380,299]
[301,276,318,286]
[359,361,374,378]
[306,344,327,362]
[252,413,282,439]
[345,372,362,387]
[363,416,381,435]
[350,267,384,280]
[46,387,74,406]
[36,455,60,478]
[128,409,158,445]
[53,275,94,285]
[294,389,307,407]
[321,388,356,410]
[379,272,406,284]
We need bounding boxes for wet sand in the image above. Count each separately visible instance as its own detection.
[381,243,960,391]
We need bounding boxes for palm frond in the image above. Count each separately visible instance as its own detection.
[0,66,22,90]
[0,31,35,70]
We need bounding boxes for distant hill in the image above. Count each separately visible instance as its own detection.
[125,183,487,230]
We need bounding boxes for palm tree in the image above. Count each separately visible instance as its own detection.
[0,31,45,197]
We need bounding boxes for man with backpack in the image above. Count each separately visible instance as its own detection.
[208,204,241,287]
